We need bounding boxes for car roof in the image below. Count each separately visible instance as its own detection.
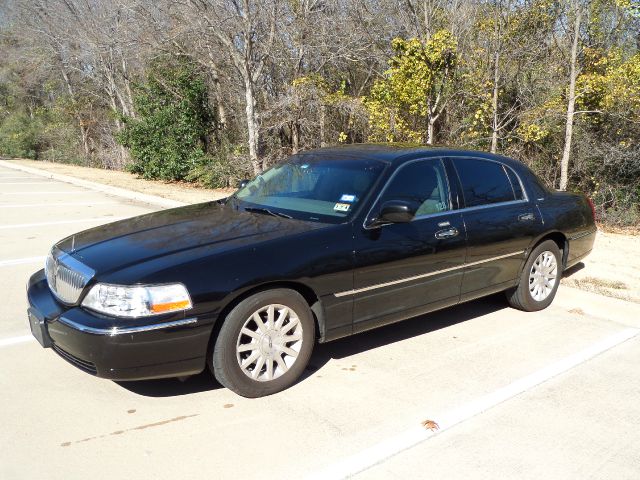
[300,144,525,170]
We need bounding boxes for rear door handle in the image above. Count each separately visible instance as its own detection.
[435,227,459,239]
[518,213,535,222]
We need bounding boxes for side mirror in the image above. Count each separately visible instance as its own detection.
[237,179,250,189]
[370,200,418,227]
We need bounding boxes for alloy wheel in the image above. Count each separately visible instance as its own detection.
[528,251,558,302]
[235,304,304,382]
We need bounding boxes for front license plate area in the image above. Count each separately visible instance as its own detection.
[28,308,52,348]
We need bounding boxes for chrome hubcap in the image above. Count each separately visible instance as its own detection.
[529,251,558,301]
[236,304,303,382]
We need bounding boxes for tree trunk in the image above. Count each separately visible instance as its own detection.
[212,71,227,133]
[60,67,90,158]
[291,121,300,154]
[121,57,136,119]
[244,75,261,175]
[79,121,90,157]
[207,51,227,135]
[319,104,326,147]
[106,88,127,163]
[560,5,581,191]
[427,117,435,145]
[490,50,500,154]
[423,0,432,40]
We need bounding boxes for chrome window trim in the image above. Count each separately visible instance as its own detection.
[450,198,529,215]
[57,317,198,336]
[412,209,460,222]
[333,250,526,297]
[503,164,525,201]
[377,197,529,225]
[363,157,453,230]
[363,156,531,229]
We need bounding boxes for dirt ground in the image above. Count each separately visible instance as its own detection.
[10,159,234,204]
[6,159,638,303]
[562,231,640,304]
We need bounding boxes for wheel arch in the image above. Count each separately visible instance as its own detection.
[529,231,568,269]
[207,281,325,357]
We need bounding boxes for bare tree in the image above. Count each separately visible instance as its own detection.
[559,0,583,191]
[182,0,278,175]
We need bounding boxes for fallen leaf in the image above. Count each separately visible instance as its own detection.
[421,419,440,432]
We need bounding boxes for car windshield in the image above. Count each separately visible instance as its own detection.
[232,154,387,223]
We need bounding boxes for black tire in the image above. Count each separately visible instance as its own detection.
[210,288,315,398]
[506,240,562,312]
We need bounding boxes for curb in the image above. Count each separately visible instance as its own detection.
[0,159,187,209]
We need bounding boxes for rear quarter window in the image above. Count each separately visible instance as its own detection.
[505,167,525,200]
[454,158,516,208]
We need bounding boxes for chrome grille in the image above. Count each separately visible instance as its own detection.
[45,248,95,304]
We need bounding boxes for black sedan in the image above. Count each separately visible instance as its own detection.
[27,145,596,397]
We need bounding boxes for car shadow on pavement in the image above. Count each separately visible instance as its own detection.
[115,293,508,397]
[302,293,509,381]
[115,370,223,398]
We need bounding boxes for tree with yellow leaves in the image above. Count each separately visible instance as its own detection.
[365,30,457,144]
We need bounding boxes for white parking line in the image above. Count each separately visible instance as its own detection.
[1,191,94,195]
[308,328,640,480]
[0,335,34,348]
[0,201,119,208]
[0,216,126,230]
[0,182,55,185]
[0,256,45,267]
[0,176,37,179]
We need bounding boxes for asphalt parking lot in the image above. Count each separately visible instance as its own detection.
[1,163,639,480]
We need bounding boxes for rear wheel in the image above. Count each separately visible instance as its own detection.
[506,240,562,311]
[210,289,315,397]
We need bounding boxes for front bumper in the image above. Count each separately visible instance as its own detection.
[27,270,212,381]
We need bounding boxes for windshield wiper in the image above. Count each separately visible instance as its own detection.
[244,207,292,219]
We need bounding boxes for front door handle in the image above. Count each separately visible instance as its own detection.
[518,212,535,222]
[435,227,459,239]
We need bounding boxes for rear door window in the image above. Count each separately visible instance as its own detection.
[454,158,516,207]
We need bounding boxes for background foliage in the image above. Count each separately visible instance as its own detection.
[0,0,638,225]
[119,59,212,182]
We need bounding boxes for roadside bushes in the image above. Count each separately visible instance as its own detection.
[118,59,212,182]
[0,111,39,158]
[118,58,245,187]
[0,108,81,163]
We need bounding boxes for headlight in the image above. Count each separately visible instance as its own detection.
[81,283,192,318]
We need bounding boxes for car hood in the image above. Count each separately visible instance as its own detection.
[54,201,328,275]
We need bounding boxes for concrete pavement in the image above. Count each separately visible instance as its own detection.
[1,164,639,480]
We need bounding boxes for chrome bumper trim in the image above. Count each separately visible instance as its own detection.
[56,317,198,336]
[334,250,526,297]
[569,229,597,241]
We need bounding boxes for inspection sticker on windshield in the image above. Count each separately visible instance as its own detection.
[340,194,356,203]
[334,202,351,212]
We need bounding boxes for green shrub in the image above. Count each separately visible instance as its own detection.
[118,58,213,181]
[186,140,251,188]
[0,112,39,158]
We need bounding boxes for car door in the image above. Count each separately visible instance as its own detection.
[450,157,543,300]
[348,158,467,333]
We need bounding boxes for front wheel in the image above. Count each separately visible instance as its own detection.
[210,289,315,398]
[506,240,562,312]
